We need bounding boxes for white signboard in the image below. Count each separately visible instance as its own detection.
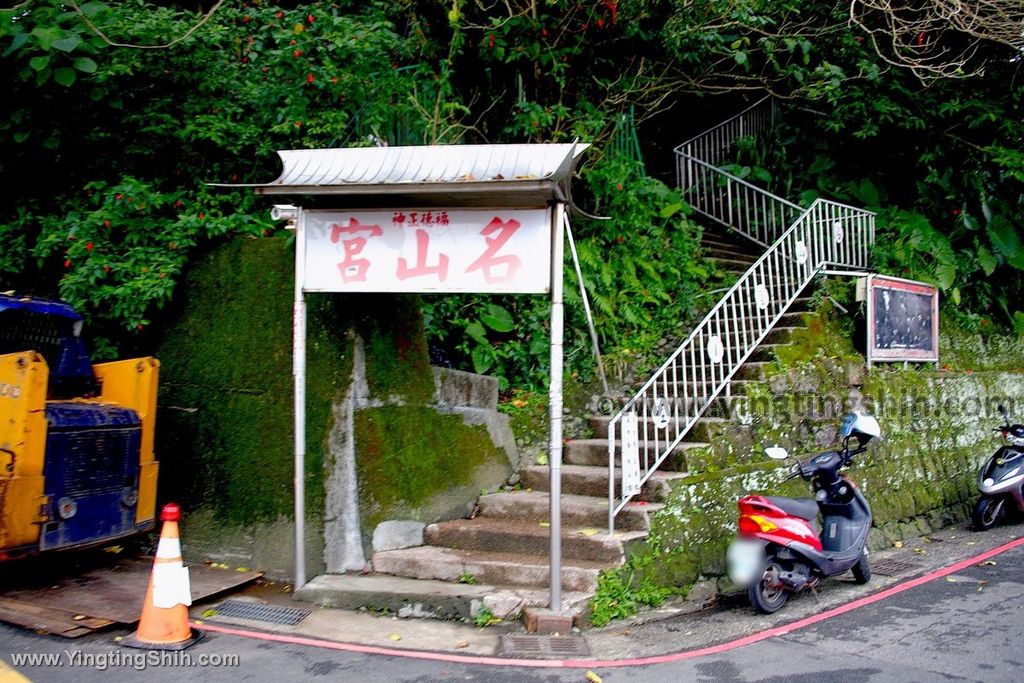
[621,413,642,497]
[302,208,552,293]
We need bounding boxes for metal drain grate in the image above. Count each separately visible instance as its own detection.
[871,558,923,577]
[499,635,590,659]
[214,599,312,626]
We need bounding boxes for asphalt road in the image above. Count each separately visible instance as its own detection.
[3,541,1022,682]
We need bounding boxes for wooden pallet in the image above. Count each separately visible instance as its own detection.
[0,556,262,638]
[0,596,114,638]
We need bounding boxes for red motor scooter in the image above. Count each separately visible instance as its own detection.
[726,412,881,613]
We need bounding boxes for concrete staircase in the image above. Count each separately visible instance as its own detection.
[296,222,815,624]
[295,98,867,627]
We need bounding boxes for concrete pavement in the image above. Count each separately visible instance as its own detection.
[2,520,1023,681]
[188,520,1024,660]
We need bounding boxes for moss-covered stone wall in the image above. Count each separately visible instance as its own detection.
[154,238,514,579]
[354,405,507,531]
[157,241,351,522]
[155,238,352,578]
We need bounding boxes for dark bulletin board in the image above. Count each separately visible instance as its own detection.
[867,275,939,365]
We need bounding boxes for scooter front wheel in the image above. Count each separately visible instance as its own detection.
[748,557,789,614]
[972,495,1006,531]
[851,549,871,584]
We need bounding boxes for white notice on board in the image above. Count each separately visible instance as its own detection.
[621,413,641,497]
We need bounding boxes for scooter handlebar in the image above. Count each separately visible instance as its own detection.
[784,460,809,481]
[787,447,863,481]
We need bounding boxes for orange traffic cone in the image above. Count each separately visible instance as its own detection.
[121,503,201,650]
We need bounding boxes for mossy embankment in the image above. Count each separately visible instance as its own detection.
[591,296,1024,625]
[156,238,350,524]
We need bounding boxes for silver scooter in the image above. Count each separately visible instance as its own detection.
[973,404,1024,530]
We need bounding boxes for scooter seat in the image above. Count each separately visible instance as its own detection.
[765,496,819,521]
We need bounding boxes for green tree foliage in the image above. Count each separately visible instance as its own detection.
[3,0,1022,371]
[1,0,426,346]
[645,0,1024,330]
[738,63,1024,329]
[421,156,708,390]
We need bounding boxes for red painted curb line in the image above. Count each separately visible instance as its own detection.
[194,533,1024,670]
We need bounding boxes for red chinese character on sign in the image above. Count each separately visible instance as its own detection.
[392,212,406,224]
[408,212,419,225]
[397,229,449,282]
[422,211,434,225]
[436,211,449,225]
[466,217,521,284]
[330,218,383,283]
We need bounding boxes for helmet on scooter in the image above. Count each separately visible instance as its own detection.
[840,411,881,445]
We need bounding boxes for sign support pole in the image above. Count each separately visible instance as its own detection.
[564,214,609,396]
[866,274,873,369]
[548,201,565,612]
[292,209,308,589]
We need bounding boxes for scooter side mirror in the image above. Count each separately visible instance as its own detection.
[999,404,1010,422]
[765,446,790,460]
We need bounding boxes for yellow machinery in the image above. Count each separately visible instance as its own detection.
[0,294,158,559]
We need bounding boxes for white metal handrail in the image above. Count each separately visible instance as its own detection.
[607,97,876,533]
[674,97,798,246]
[676,155,802,247]
[675,96,777,173]
[607,199,874,532]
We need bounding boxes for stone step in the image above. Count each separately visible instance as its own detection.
[637,343,788,367]
[708,257,758,273]
[425,517,647,564]
[565,438,707,470]
[700,241,761,255]
[703,247,758,262]
[717,323,799,347]
[640,394,754,420]
[654,325,798,352]
[718,310,807,327]
[698,395,747,419]
[295,574,492,620]
[621,394,744,420]
[701,228,760,245]
[624,319,805,371]
[520,464,685,501]
[727,280,814,294]
[372,545,610,594]
[477,490,659,532]
[735,361,772,380]
[295,573,590,619]
[783,296,814,313]
[701,241,756,257]
[774,294,815,313]
[589,415,729,442]
[628,370,765,396]
[749,343,787,362]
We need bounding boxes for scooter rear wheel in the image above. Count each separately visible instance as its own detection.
[972,496,1006,531]
[748,558,789,614]
[851,549,871,584]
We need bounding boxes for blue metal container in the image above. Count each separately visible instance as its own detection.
[40,402,142,550]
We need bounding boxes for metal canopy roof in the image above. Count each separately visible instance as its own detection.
[212,143,589,205]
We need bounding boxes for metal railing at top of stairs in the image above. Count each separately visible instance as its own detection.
[675,96,777,179]
[675,96,800,247]
[607,99,876,534]
[677,155,803,248]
